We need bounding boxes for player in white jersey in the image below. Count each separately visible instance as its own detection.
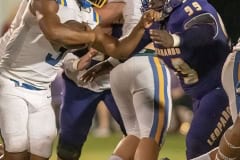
[0,0,110,159]
[0,0,160,159]
[56,1,127,159]
[81,1,172,160]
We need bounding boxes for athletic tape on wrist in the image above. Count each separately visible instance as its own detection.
[72,59,80,71]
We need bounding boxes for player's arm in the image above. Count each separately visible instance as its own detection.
[92,9,160,59]
[149,13,217,48]
[30,0,95,47]
[175,25,216,49]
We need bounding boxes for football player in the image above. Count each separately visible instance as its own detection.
[0,0,159,159]
[0,0,139,159]
[213,40,240,160]
[82,1,172,160]
[56,1,127,160]
[0,0,99,159]
[192,41,240,160]
[89,0,233,159]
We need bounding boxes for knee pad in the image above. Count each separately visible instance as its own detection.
[30,130,57,158]
[57,138,82,160]
[4,134,28,152]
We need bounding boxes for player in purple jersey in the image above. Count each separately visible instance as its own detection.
[146,0,233,159]
[212,40,240,160]
[193,41,240,160]
[90,0,233,159]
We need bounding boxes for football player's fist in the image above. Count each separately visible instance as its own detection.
[140,9,161,28]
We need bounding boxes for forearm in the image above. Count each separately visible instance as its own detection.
[32,0,95,47]
[38,17,95,46]
[93,23,145,59]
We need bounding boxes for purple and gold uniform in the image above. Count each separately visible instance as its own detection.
[138,0,233,159]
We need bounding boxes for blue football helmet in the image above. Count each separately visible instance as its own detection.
[141,0,182,17]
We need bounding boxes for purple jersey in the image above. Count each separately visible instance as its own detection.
[139,0,230,99]
[134,0,233,158]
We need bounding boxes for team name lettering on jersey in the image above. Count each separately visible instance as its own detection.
[155,47,181,56]
[207,106,231,146]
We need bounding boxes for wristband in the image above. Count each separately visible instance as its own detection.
[72,59,80,71]
[171,34,181,47]
[107,57,121,67]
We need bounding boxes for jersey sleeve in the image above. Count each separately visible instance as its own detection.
[178,13,217,49]
[179,24,215,49]
[122,0,142,36]
[63,53,80,72]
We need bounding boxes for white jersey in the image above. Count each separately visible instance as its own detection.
[108,0,142,36]
[122,0,142,36]
[104,0,143,70]
[63,0,142,92]
[0,0,28,57]
[0,0,84,89]
[62,1,106,92]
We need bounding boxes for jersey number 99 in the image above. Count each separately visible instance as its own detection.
[184,2,202,16]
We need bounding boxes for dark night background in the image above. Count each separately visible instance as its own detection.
[208,0,240,44]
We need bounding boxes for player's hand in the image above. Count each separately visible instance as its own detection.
[140,9,162,29]
[77,48,98,71]
[149,29,174,48]
[79,60,113,83]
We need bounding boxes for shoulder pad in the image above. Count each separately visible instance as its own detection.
[184,13,218,37]
[184,13,217,29]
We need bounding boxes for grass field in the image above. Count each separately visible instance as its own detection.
[50,132,186,160]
